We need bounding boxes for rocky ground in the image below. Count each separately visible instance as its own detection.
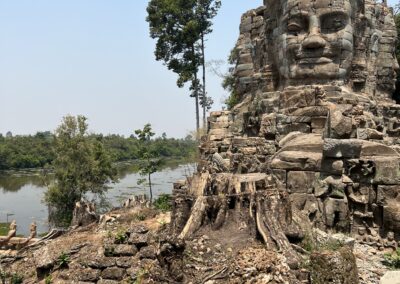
[354,243,393,284]
[0,206,394,284]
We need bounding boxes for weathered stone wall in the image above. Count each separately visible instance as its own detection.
[172,0,400,251]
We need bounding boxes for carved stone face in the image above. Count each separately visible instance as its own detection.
[275,0,354,82]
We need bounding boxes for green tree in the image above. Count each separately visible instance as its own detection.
[135,124,163,203]
[146,0,221,130]
[222,47,240,109]
[195,0,221,126]
[147,0,201,130]
[44,115,117,227]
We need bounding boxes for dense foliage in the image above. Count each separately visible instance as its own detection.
[0,131,197,171]
[0,132,54,170]
[45,115,117,226]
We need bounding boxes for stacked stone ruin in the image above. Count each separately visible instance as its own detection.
[171,0,400,260]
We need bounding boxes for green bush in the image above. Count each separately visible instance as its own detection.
[114,230,128,244]
[154,194,172,212]
[45,275,52,284]
[383,248,400,269]
[57,252,70,268]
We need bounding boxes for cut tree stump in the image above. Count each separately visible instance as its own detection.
[171,172,301,267]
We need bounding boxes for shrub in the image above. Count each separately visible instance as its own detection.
[383,248,400,269]
[45,275,52,284]
[133,213,146,222]
[154,194,172,212]
[10,273,23,284]
[57,252,70,268]
[114,230,128,244]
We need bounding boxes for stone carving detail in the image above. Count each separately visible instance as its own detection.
[170,0,400,266]
[0,221,39,249]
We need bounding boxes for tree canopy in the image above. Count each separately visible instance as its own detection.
[146,0,221,130]
[44,115,117,227]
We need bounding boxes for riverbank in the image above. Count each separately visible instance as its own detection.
[0,156,197,175]
[0,161,195,236]
[0,132,198,171]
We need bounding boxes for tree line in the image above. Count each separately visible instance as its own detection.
[18,115,197,227]
[0,128,197,171]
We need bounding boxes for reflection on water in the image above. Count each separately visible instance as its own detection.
[0,170,47,192]
[0,161,196,236]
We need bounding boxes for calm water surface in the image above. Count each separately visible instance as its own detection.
[0,162,195,236]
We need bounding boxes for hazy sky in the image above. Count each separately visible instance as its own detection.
[0,1,398,138]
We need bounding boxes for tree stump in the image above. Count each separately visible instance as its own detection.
[171,172,301,266]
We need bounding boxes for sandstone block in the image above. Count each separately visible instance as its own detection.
[139,246,157,259]
[128,233,149,248]
[329,110,352,138]
[78,268,101,282]
[380,271,400,284]
[311,117,327,129]
[113,244,138,257]
[310,247,359,284]
[373,157,400,185]
[97,280,119,284]
[323,139,362,158]
[86,257,116,269]
[271,151,322,171]
[287,171,319,194]
[357,128,384,140]
[377,185,400,205]
[101,267,125,281]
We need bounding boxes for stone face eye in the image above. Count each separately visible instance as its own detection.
[287,17,307,35]
[321,13,348,33]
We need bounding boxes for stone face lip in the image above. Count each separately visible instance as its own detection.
[380,271,400,284]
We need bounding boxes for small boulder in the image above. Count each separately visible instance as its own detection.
[128,233,149,248]
[310,247,359,284]
[101,267,125,281]
[78,268,101,282]
[113,244,138,257]
[139,246,157,259]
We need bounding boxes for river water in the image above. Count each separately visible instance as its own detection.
[0,162,195,236]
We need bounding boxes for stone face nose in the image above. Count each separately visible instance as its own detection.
[303,15,326,50]
[303,34,326,49]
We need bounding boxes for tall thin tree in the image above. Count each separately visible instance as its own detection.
[147,0,221,131]
[147,0,202,130]
[195,0,221,128]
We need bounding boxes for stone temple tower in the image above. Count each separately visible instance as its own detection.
[170,0,400,264]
